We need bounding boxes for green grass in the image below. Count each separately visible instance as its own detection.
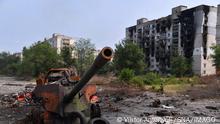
[127,74,200,93]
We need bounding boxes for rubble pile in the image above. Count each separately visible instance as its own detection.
[0,76,36,123]
[0,90,33,108]
[0,93,19,107]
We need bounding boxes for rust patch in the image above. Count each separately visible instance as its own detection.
[40,92,59,112]
[82,84,97,102]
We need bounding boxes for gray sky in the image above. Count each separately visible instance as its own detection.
[0,0,219,53]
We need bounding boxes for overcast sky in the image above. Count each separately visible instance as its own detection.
[0,0,219,53]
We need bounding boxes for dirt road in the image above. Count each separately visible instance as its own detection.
[0,76,219,124]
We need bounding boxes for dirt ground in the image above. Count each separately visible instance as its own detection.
[98,83,220,124]
[0,75,219,124]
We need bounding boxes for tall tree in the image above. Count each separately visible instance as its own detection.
[0,52,11,70]
[75,38,95,75]
[211,45,220,68]
[61,46,76,67]
[0,52,20,75]
[170,56,192,77]
[113,40,146,74]
[19,41,62,77]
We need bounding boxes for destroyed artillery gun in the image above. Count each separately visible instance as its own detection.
[31,47,113,124]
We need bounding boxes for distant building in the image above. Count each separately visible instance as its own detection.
[126,5,219,76]
[45,33,100,59]
[46,33,77,58]
[13,52,23,61]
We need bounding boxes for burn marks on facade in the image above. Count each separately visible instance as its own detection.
[126,5,217,76]
[179,8,195,58]
[202,6,210,59]
[156,17,172,73]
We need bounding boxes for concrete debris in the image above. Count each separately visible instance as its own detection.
[193,111,207,116]
[140,112,152,117]
[156,110,179,116]
[205,106,218,110]
[113,96,123,102]
[150,99,161,107]
[161,105,175,109]
[156,110,171,116]
[0,89,33,108]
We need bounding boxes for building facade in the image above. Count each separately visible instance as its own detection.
[217,5,220,44]
[13,52,23,61]
[126,5,219,76]
[46,33,77,58]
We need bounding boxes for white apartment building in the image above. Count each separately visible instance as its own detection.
[46,33,77,58]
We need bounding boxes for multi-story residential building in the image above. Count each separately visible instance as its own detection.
[126,5,219,76]
[45,33,99,59]
[46,33,77,58]
[217,5,220,44]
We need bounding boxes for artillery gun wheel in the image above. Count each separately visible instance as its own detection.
[88,117,110,124]
[90,103,101,119]
[65,111,87,124]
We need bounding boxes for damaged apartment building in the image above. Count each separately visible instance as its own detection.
[126,5,220,76]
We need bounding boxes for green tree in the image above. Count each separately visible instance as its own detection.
[61,46,76,67]
[211,45,220,68]
[170,56,192,77]
[97,62,114,74]
[113,40,146,74]
[19,41,62,77]
[0,52,20,75]
[75,38,95,75]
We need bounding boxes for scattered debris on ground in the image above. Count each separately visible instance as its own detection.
[0,75,220,124]
[0,76,35,124]
[98,82,220,123]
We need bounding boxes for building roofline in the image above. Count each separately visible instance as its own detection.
[185,4,217,11]
[127,4,218,28]
[52,33,74,39]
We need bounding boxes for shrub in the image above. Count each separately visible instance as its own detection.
[130,76,144,87]
[151,84,164,92]
[143,72,162,85]
[162,75,200,85]
[191,76,200,84]
[163,76,180,84]
[170,56,192,77]
[119,68,134,81]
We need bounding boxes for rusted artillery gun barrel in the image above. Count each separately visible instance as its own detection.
[63,47,113,105]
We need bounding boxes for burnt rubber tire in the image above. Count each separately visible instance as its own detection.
[90,103,101,119]
[88,118,110,124]
[67,111,87,124]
